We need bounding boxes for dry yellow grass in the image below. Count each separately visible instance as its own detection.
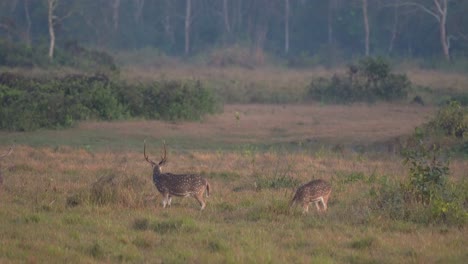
[79,103,435,146]
[0,144,466,263]
[407,69,468,92]
[122,64,468,93]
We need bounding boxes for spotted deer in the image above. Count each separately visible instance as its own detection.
[144,141,210,210]
[291,179,331,214]
[0,147,14,189]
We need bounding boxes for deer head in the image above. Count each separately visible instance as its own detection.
[144,140,167,174]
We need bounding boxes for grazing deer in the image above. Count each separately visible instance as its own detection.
[144,141,210,210]
[291,179,331,214]
[0,147,14,188]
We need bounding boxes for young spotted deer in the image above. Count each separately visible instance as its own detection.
[0,147,14,189]
[291,179,331,214]
[144,141,210,210]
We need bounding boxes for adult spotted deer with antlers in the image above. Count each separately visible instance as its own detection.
[144,141,210,210]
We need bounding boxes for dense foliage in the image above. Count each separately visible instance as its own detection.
[427,101,467,138]
[372,103,468,226]
[1,1,468,66]
[307,57,410,103]
[0,40,118,73]
[0,73,219,131]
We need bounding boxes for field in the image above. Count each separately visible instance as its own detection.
[0,69,467,263]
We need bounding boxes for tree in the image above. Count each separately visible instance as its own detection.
[47,0,57,59]
[402,0,451,60]
[362,0,370,56]
[112,0,120,32]
[284,0,290,54]
[133,0,145,23]
[185,0,192,55]
[388,0,401,54]
[223,0,231,37]
[22,0,31,47]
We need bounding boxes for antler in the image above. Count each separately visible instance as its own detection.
[0,146,13,160]
[143,140,157,166]
[159,141,167,166]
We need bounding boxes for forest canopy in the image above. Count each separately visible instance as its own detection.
[0,0,467,67]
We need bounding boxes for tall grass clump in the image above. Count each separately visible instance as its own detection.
[307,57,410,103]
[67,173,150,208]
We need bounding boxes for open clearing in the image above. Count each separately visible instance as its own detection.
[1,103,435,151]
[0,103,466,263]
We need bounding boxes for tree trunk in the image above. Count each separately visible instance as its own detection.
[185,0,192,56]
[436,0,450,60]
[284,0,290,54]
[134,0,145,23]
[254,23,267,64]
[223,0,231,35]
[47,0,56,59]
[163,0,174,46]
[112,0,121,31]
[388,1,399,54]
[328,0,334,45]
[24,0,31,47]
[362,0,370,56]
[405,0,450,60]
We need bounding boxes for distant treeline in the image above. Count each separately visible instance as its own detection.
[0,0,468,66]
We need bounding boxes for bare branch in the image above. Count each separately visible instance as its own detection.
[398,2,440,21]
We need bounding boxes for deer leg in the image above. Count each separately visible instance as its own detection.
[194,193,206,210]
[302,203,309,214]
[167,195,172,207]
[321,196,328,211]
[316,197,325,212]
[161,193,169,208]
[314,200,321,211]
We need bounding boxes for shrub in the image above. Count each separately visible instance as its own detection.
[427,101,467,138]
[307,57,410,103]
[402,136,450,205]
[0,73,127,130]
[0,73,220,131]
[0,39,118,73]
[206,45,256,68]
[371,127,467,225]
[120,79,220,121]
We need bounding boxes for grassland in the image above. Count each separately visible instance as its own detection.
[0,67,467,263]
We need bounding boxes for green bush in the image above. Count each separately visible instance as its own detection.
[0,73,127,130]
[120,79,220,121]
[0,72,220,131]
[427,101,467,138]
[371,128,467,226]
[307,57,410,103]
[402,136,450,205]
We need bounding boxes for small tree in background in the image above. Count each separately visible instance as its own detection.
[308,57,410,103]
